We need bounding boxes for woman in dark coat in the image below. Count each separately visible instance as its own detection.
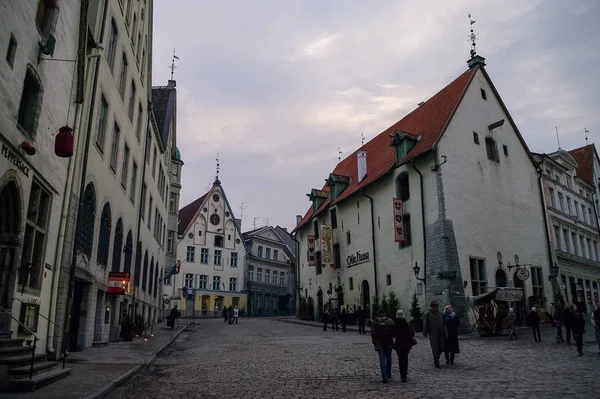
[393,310,415,382]
[443,305,460,365]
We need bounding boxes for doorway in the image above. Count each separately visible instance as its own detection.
[70,280,85,351]
[361,280,370,316]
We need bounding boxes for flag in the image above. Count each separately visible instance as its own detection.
[169,261,181,276]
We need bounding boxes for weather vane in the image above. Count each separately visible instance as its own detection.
[468,14,478,58]
[338,147,342,162]
[585,128,589,145]
[169,47,180,80]
[215,153,220,181]
[361,132,365,146]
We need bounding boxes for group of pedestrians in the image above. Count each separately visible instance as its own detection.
[370,300,460,383]
[322,305,368,333]
[551,302,600,356]
[222,305,239,324]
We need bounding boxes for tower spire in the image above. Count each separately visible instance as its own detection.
[338,147,342,162]
[169,47,180,80]
[361,133,365,146]
[468,14,478,59]
[214,153,221,184]
[585,128,590,145]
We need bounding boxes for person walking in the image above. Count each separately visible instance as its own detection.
[371,309,395,383]
[507,307,518,340]
[356,306,367,335]
[228,305,234,324]
[323,306,330,331]
[223,306,229,323]
[553,304,565,344]
[443,305,460,365]
[572,304,586,356]
[593,303,600,355]
[526,307,541,343]
[423,300,446,368]
[340,308,347,332]
[168,306,180,330]
[563,305,574,344]
[331,307,340,331]
[233,305,239,325]
[393,310,415,383]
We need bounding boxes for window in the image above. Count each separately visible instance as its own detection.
[574,200,579,217]
[171,163,178,177]
[346,231,351,245]
[566,197,572,215]
[553,226,561,251]
[123,231,133,274]
[333,244,341,269]
[314,220,319,239]
[199,275,207,289]
[121,144,130,188]
[258,246,263,258]
[571,232,577,255]
[266,248,271,259]
[563,229,570,252]
[139,250,148,289]
[128,81,136,120]
[400,214,412,248]
[200,248,209,264]
[186,246,195,262]
[265,269,271,283]
[480,88,487,100]
[273,250,278,261]
[36,0,57,36]
[147,196,152,228]
[106,20,117,71]
[169,192,177,213]
[531,267,544,299]
[594,241,599,261]
[581,204,586,222]
[214,235,224,248]
[231,252,238,267]
[586,238,593,260]
[248,265,254,281]
[19,303,39,334]
[580,235,586,258]
[167,230,174,254]
[6,34,17,68]
[152,147,157,178]
[503,145,508,156]
[96,96,108,150]
[149,260,155,296]
[229,277,237,292]
[330,209,338,229]
[184,273,193,288]
[141,50,146,80]
[214,250,222,266]
[549,188,555,208]
[558,192,564,212]
[386,274,392,286]
[136,103,143,141]
[111,219,123,272]
[109,122,120,172]
[130,161,137,202]
[125,0,133,24]
[131,14,137,45]
[279,272,285,286]
[469,257,487,296]
[17,66,43,138]
[256,268,263,282]
[96,203,112,267]
[589,208,595,226]
[136,32,142,61]
[213,276,221,290]
[19,181,51,290]
[77,183,96,257]
[485,137,499,163]
[473,131,480,144]
[349,277,354,291]
[396,172,410,201]
[315,252,322,275]
[140,183,146,220]
[119,53,128,99]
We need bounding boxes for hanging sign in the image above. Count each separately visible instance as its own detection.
[393,198,405,242]
[320,225,333,267]
[516,268,530,281]
[1,143,30,177]
[108,272,130,282]
[307,235,316,266]
[347,251,370,267]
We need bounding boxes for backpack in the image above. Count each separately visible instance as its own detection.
[376,318,395,341]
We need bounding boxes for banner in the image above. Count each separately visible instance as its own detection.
[393,198,405,242]
[307,235,316,266]
[320,225,333,267]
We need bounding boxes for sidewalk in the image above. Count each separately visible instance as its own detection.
[3,321,190,399]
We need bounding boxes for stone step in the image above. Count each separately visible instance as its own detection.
[0,339,25,348]
[7,361,59,379]
[0,346,33,358]
[8,367,71,392]
[0,353,46,368]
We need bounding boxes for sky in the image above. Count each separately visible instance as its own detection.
[151,0,600,232]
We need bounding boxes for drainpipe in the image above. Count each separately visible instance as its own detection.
[62,0,109,355]
[411,160,427,289]
[536,156,556,301]
[292,233,301,312]
[360,190,379,301]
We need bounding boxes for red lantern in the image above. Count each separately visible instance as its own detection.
[20,141,36,155]
[55,125,74,157]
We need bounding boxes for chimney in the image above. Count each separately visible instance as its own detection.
[418,101,425,107]
[357,150,367,182]
[296,215,302,226]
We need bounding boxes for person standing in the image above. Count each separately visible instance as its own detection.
[572,304,586,356]
[233,305,239,325]
[223,306,229,323]
[168,306,180,330]
[340,308,347,332]
[593,303,600,355]
[228,305,234,324]
[553,304,565,344]
[443,305,460,365]
[423,300,446,368]
[563,305,574,344]
[331,307,340,331]
[323,306,330,331]
[356,306,367,335]
[507,308,518,340]
[393,310,414,383]
[526,307,541,343]
[371,310,395,383]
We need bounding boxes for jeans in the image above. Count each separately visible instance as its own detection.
[396,350,409,380]
[574,333,583,354]
[532,325,541,342]
[556,321,564,342]
[377,348,393,382]
[234,317,238,325]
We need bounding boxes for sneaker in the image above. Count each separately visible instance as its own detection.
[382,380,388,383]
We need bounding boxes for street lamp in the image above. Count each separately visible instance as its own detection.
[413,262,425,282]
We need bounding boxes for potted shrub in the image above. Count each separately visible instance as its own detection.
[409,293,423,332]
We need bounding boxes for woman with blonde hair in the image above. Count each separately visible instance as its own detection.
[393,310,415,382]
[443,305,460,365]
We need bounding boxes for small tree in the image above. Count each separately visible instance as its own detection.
[387,291,400,318]
[371,295,380,319]
[381,294,389,317]
[410,292,422,321]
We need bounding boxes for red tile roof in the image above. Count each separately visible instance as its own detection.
[568,144,598,185]
[293,68,477,232]
[178,192,209,236]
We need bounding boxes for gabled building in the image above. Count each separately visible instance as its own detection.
[243,226,295,316]
[173,178,247,316]
[293,54,554,329]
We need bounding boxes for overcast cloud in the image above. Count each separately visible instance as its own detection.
[151,0,600,231]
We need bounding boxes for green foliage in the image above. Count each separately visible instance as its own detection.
[410,292,422,321]
[371,295,380,319]
[297,297,307,318]
[387,291,400,318]
[381,293,388,316]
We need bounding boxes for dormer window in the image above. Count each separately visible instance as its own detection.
[389,130,418,164]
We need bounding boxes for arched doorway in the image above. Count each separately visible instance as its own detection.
[0,180,22,338]
[361,280,370,317]
[317,289,324,321]
[513,271,526,324]
[495,269,507,287]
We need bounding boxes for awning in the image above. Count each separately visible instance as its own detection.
[106,287,125,295]
[471,287,523,304]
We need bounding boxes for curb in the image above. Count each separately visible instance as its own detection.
[84,323,190,399]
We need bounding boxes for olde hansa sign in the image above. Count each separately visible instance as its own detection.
[347,251,370,267]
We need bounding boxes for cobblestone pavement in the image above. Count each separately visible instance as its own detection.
[106,318,600,399]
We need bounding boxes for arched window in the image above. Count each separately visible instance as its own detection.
[111,218,123,272]
[18,65,44,138]
[78,183,96,257]
[395,172,410,201]
[495,269,507,287]
[154,263,159,297]
[148,257,154,294]
[123,230,133,274]
[133,241,142,286]
[35,0,59,37]
[141,250,148,291]
[485,137,500,163]
[97,203,112,267]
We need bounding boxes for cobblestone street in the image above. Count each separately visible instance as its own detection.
[108,318,599,399]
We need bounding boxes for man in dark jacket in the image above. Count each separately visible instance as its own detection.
[563,305,574,344]
[526,307,541,343]
[593,303,600,355]
[356,306,367,335]
[371,310,395,383]
[571,305,586,356]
